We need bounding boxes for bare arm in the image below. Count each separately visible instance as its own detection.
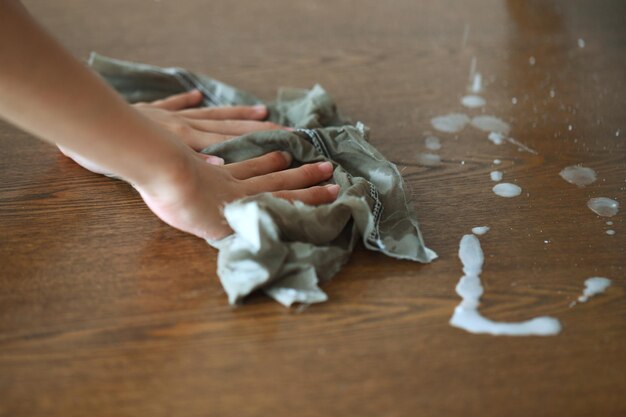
[0,0,339,240]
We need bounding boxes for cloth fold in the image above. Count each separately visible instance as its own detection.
[89,53,437,307]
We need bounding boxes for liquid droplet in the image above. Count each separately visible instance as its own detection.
[461,95,486,108]
[493,183,522,198]
[490,171,503,182]
[424,136,442,150]
[431,113,470,133]
[559,165,597,187]
[416,153,442,167]
[587,197,619,217]
[471,116,511,135]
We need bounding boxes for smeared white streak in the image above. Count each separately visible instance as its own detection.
[471,226,490,235]
[587,197,619,217]
[578,277,611,303]
[431,113,470,133]
[493,183,521,197]
[461,95,486,108]
[424,136,442,150]
[559,165,597,187]
[450,235,561,336]
[488,132,505,145]
[416,153,442,167]
[490,171,503,182]
[507,138,538,154]
[470,73,482,93]
[471,116,511,135]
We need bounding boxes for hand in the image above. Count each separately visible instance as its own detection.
[133,89,287,150]
[59,90,287,174]
[137,149,339,240]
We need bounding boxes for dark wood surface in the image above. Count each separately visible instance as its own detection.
[1,0,625,416]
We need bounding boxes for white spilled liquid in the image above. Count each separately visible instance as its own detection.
[449,234,561,336]
[461,95,486,108]
[488,132,505,145]
[578,277,612,303]
[431,113,470,133]
[471,115,511,135]
[471,226,490,235]
[587,197,619,217]
[493,183,521,197]
[416,153,442,167]
[559,165,597,187]
[424,136,442,150]
[490,171,503,182]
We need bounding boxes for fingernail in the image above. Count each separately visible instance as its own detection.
[206,155,225,166]
[280,151,293,164]
[325,184,340,196]
[319,161,334,174]
[253,104,267,114]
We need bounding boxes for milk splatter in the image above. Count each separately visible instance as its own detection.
[578,38,586,48]
[471,116,511,135]
[471,226,490,235]
[507,138,538,155]
[431,113,470,133]
[461,95,486,108]
[493,159,502,165]
[578,277,611,303]
[587,197,619,217]
[488,132,505,145]
[493,183,522,198]
[606,230,616,236]
[559,165,597,187]
[416,153,442,167]
[450,235,561,336]
[529,56,536,66]
[424,136,442,150]
[490,171,503,182]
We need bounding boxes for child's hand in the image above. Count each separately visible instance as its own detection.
[59,90,286,175]
[134,90,287,150]
[137,149,340,240]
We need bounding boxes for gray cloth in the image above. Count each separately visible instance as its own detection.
[89,53,437,307]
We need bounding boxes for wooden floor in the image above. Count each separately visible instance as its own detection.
[1,0,625,416]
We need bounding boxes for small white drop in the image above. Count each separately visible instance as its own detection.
[471,116,511,135]
[493,159,502,165]
[493,183,522,198]
[606,230,615,236]
[461,95,486,108]
[488,132,505,145]
[578,38,586,48]
[511,97,518,104]
[431,113,470,133]
[416,153,442,167]
[471,226,490,235]
[587,197,619,217]
[529,56,536,66]
[490,171,503,182]
[559,165,597,187]
[424,136,442,150]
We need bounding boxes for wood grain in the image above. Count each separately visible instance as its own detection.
[1,0,625,416]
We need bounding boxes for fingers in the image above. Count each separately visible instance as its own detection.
[245,161,335,192]
[179,105,268,121]
[183,130,233,151]
[273,184,340,206]
[226,151,293,180]
[149,90,204,110]
[186,119,287,136]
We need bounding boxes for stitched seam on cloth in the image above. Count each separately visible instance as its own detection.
[298,128,384,247]
[161,68,222,106]
[297,128,331,158]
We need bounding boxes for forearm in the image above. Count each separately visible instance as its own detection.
[0,0,190,189]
